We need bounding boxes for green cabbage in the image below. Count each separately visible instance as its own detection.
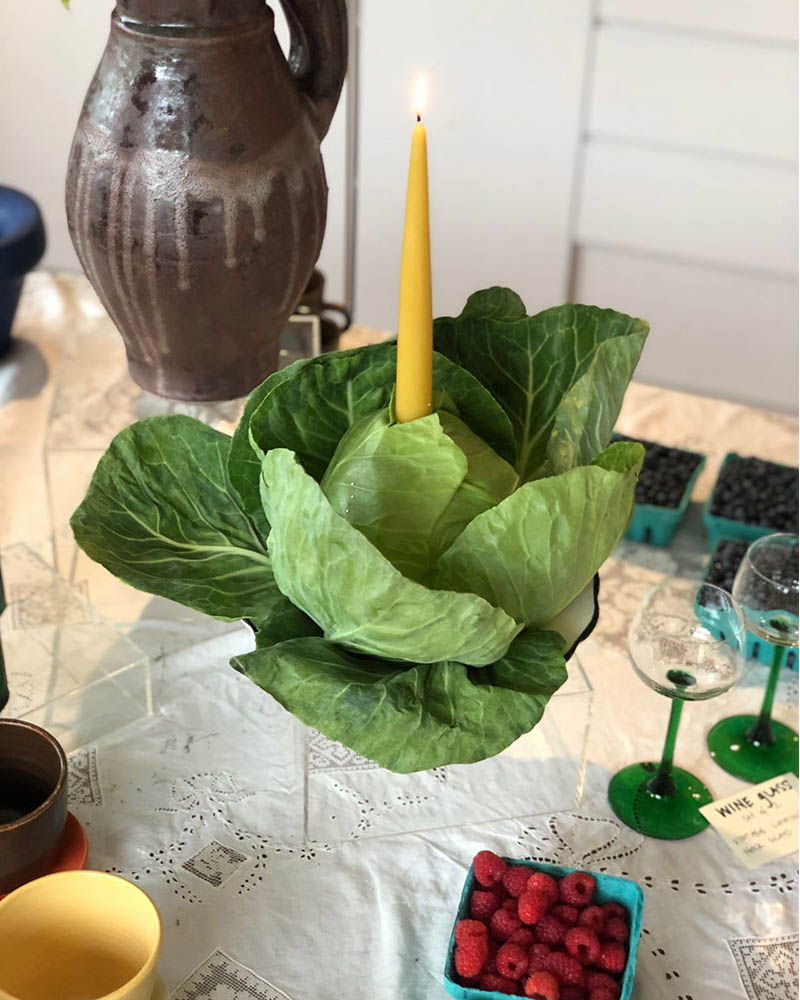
[71,288,647,771]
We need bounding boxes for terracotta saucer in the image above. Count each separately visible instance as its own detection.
[0,812,88,899]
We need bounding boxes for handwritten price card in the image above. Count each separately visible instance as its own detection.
[699,773,799,869]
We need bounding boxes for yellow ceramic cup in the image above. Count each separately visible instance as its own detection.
[0,870,162,1000]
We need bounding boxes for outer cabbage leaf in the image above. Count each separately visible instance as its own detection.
[247,342,516,484]
[231,627,567,772]
[70,416,278,620]
[542,334,646,476]
[262,448,522,665]
[434,289,648,481]
[227,358,310,537]
[435,441,644,627]
[248,596,322,649]
[321,409,467,583]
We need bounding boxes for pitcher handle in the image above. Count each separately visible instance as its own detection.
[278,0,348,140]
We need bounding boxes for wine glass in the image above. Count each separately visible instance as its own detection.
[708,533,799,782]
[608,578,745,839]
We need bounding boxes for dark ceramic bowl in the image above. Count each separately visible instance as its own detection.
[0,186,46,358]
[0,720,68,894]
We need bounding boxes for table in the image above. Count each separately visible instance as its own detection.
[1,272,798,1000]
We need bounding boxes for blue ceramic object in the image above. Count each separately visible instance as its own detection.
[444,858,645,1000]
[0,186,46,357]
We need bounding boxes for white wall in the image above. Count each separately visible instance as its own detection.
[0,3,110,270]
[353,0,593,330]
[1,1,798,411]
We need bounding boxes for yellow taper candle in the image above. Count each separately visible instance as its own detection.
[395,77,433,423]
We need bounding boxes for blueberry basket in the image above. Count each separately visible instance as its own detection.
[444,859,644,1000]
[704,453,798,551]
[702,538,798,671]
[615,435,705,546]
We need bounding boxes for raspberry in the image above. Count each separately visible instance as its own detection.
[551,904,579,926]
[598,941,626,975]
[519,890,552,925]
[474,850,507,888]
[602,918,629,944]
[527,871,559,903]
[588,990,616,1000]
[504,865,536,898]
[490,906,522,942]
[508,927,536,950]
[601,902,627,921]
[502,898,519,914]
[524,970,560,999]
[455,919,488,945]
[479,973,519,994]
[454,934,488,978]
[528,943,552,974]
[497,942,530,979]
[485,941,499,974]
[470,889,502,922]
[559,872,596,907]
[577,906,605,935]
[535,914,568,946]
[491,883,511,903]
[585,971,620,997]
[561,987,587,1000]
[565,927,601,966]
[546,950,584,985]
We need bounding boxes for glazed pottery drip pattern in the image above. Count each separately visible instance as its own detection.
[65,0,347,400]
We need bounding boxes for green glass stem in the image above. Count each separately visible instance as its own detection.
[746,643,784,747]
[648,697,684,798]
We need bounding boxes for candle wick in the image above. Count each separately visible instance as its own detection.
[416,113,421,123]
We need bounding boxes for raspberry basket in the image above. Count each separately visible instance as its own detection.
[443,858,644,1000]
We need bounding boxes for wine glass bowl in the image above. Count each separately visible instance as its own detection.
[609,578,745,840]
[732,533,798,644]
[629,579,745,701]
[708,533,799,781]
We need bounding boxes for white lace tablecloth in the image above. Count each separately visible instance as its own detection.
[1,273,798,1000]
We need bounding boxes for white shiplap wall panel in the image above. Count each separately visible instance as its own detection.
[600,0,798,43]
[575,247,799,412]
[354,0,592,331]
[589,26,798,162]
[577,142,798,276]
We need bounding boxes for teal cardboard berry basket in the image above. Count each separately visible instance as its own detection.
[700,547,798,672]
[704,452,797,552]
[625,454,705,547]
[444,859,644,1000]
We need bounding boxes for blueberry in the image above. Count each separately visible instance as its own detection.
[709,456,798,531]
[614,433,703,509]
[703,538,749,592]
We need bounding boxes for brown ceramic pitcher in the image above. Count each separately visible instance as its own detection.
[65,0,347,401]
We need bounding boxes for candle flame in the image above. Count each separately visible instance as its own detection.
[412,75,427,120]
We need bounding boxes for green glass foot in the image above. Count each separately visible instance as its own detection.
[708,714,799,782]
[608,762,712,839]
